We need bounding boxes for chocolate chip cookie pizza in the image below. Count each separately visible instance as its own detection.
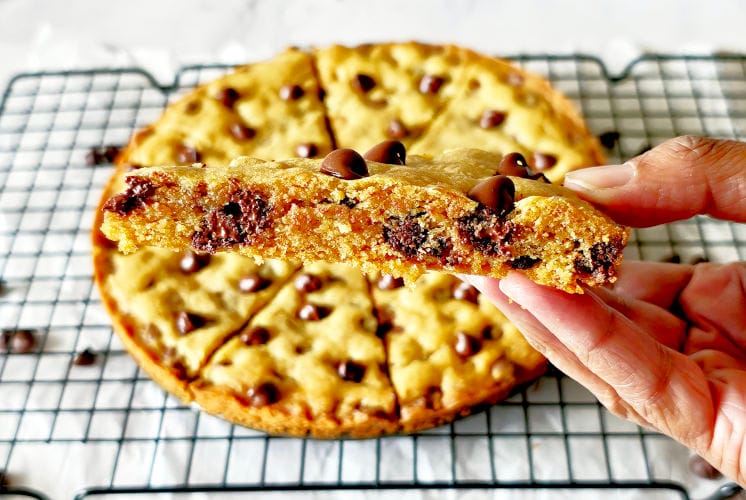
[93,42,606,437]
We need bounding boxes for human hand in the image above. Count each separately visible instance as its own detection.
[465,136,746,485]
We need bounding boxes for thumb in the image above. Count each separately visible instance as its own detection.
[563,136,746,227]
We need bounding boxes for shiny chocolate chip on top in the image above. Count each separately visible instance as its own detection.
[247,382,280,407]
[363,141,406,166]
[1,329,37,354]
[497,152,530,177]
[467,175,515,216]
[320,149,369,180]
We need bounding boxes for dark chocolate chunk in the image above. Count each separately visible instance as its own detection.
[296,142,318,158]
[454,331,481,357]
[382,214,451,260]
[663,254,681,264]
[377,273,404,290]
[339,196,358,208]
[238,273,271,293]
[452,281,479,304]
[457,207,515,257]
[689,455,721,480]
[297,303,330,321]
[510,256,541,269]
[419,74,445,94]
[337,360,366,382]
[176,312,205,335]
[217,87,240,108]
[240,326,271,346]
[320,149,369,180]
[230,122,256,141]
[497,152,530,177]
[294,273,323,293]
[102,176,156,216]
[103,145,121,163]
[247,382,280,406]
[279,84,304,101]
[573,240,623,280]
[479,110,506,129]
[72,348,97,366]
[467,175,515,216]
[1,329,37,354]
[598,131,620,149]
[176,144,201,164]
[386,119,409,140]
[363,140,406,165]
[532,152,557,171]
[179,250,211,273]
[351,73,376,93]
[85,148,103,166]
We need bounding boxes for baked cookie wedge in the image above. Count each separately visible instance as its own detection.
[100,145,627,293]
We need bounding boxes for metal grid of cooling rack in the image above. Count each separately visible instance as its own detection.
[0,55,745,500]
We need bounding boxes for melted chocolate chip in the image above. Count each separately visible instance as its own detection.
[510,256,541,269]
[363,140,406,165]
[320,149,369,180]
[457,207,515,257]
[240,326,271,346]
[689,455,721,480]
[351,73,376,93]
[497,152,530,177]
[176,312,206,335]
[294,273,322,293]
[386,119,408,140]
[102,176,156,216]
[337,361,366,382]
[479,110,506,129]
[419,74,445,94]
[598,131,620,149]
[296,142,318,158]
[382,214,450,260]
[532,152,557,171]
[377,273,404,290]
[279,84,304,101]
[454,331,481,357]
[176,144,201,164]
[247,382,280,406]
[180,250,211,273]
[467,176,515,216]
[217,87,240,108]
[72,348,97,366]
[230,123,256,141]
[297,303,330,321]
[452,281,479,304]
[238,273,271,293]
[1,329,37,353]
[375,307,395,338]
[573,240,622,280]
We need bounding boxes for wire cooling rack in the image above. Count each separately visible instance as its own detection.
[1,54,745,500]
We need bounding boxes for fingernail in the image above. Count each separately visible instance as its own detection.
[564,163,635,191]
[497,272,528,303]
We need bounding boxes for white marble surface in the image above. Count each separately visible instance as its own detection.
[1,0,746,88]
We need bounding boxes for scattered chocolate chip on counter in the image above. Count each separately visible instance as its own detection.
[1,328,37,354]
[363,140,406,165]
[72,348,98,366]
[467,175,515,216]
[320,149,369,180]
[85,144,121,166]
[0,469,8,488]
[663,254,682,264]
[598,130,621,149]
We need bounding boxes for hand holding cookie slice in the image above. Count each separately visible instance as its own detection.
[100,144,628,294]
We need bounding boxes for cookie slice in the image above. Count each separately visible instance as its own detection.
[370,272,545,432]
[409,54,604,182]
[192,262,398,437]
[314,42,471,150]
[100,146,628,293]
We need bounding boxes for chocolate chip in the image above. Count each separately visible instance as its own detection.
[454,331,481,357]
[102,176,156,216]
[479,110,506,129]
[85,148,104,166]
[247,382,280,406]
[662,254,681,264]
[497,152,530,177]
[176,312,205,335]
[294,273,322,293]
[690,256,709,265]
[179,250,211,273]
[419,74,445,94]
[0,469,8,488]
[598,131,620,149]
[72,348,97,366]
[238,273,271,293]
[297,303,330,321]
[1,329,37,353]
[510,256,541,269]
[573,240,623,280]
[296,142,318,158]
[467,175,515,216]
[320,149,369,180]
[386,119,408,140]
[363,140,406,165]
[377,273,404,290]
[457,207,515,257]
[279,84,304,101]
[103,145,120,162]
[383,214,451,260]
[176,144,200,164]
[240,326,271,346]
[351,73,376,93]
[230,123,256,141]
[337,360,366,382]
[217,87,240,108]
[532,152,557,171]
[452,282,479,304]
[689,455,721,480]
[375,307,395,338]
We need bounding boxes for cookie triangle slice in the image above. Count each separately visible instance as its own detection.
[100,146,628,293]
